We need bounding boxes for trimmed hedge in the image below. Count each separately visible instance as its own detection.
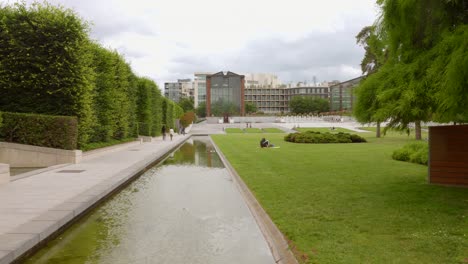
[284,131,367,144]
[392,142,428,165]
[0,2,94,146]
[0,112,78,150]
[0,2,181,149]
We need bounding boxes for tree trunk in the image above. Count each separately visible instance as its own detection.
[376,122,381,138]
[415,120,422,140]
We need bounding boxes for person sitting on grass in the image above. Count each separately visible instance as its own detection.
[260,138,274,148]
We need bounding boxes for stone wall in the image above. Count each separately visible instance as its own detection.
[0,142,82,167]
[0,163,10,185]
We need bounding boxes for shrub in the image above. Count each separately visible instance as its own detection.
[284,131,366,144]
[392,142,428,165]
[0,112,78,150]
[180,111,196,128]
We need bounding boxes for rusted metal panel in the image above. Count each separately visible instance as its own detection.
[429,125,468,187]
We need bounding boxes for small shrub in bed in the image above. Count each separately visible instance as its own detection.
[284,131,366,144]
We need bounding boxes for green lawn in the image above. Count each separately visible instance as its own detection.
[244,127,263,133]
[225,128,284,133]
[359,127,429,140]
[225,128,244,133]
[262,128,285,133]
[211,132,467,264]
[295,127,357,133]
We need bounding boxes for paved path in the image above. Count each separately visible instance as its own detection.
[0,135,190,263]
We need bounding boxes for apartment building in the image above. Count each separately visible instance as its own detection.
[164,79,193,103]
[193,72,213,108]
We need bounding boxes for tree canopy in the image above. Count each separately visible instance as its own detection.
[289,96,329,114]
[178,97,194,112]
[245,102,257,114]
[354,0,468,139]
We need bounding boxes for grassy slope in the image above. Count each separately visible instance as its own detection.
[211,133,467,264]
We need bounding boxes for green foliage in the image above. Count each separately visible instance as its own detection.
[289,96,329,114]
[428,25,468,122]
[0,1,175,149]
[0,2,95,147]
[356,0,468,130]
[89,44,136,141]
[162,98,181,129]
[284,131,366,144]
[196,102,206,117]
[0,112,78,150]
[355,25,386,75]
[210,99,239,116]
[178,97,194,112]
[245,102,257,114]
[392,141,428,165]
[135,77,162,136]
[179,111,195,128]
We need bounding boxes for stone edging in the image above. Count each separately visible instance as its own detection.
[210,137,298,264]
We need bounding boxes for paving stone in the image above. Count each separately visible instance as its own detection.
[0,233,38,259]
[0,250,13,264]
[9,220,58,241]
[34,210,74,227]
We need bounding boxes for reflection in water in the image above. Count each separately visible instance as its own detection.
[163,137,224,168]
[26,137,258,264]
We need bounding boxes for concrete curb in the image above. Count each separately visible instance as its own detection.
[210,137,298,264]
[2,136,190,264]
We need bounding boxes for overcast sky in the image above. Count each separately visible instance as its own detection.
[8,0,379,87]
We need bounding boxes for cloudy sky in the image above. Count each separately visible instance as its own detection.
[8,0,380,87]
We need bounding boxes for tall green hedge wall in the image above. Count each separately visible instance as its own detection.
[0,112,78,150]
[0,2,181,149]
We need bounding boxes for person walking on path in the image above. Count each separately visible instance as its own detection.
[162,125,166,140]
[169,128,174,141]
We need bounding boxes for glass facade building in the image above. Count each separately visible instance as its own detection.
[206,72,245,116]
[329,76,363,112]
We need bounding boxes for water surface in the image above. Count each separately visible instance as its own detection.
[26,137,273,264]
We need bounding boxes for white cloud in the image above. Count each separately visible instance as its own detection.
[6,0,379,87]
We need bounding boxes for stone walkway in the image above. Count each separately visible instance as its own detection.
[0,134,189,264]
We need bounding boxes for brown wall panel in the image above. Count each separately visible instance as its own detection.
[429,125,468,186]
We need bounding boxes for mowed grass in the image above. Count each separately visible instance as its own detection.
[295,127,357,133]
[211,132,467,264]
[262,128,284,133]
[359,127,429,139]
[225,127,284,133]
[244,127,263,133]
[225,128,244,133]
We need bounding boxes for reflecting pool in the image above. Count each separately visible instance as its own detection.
[25,137,273,264]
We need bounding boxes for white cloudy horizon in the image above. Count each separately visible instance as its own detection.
[4,0,380,88]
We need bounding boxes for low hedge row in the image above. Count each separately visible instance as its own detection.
[392,141,428,165]
[0,112,78,150]
[284,131,367,144]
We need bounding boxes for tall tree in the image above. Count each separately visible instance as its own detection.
[245,102,257,114]
[356,0,468,140]
[289,97,329,114]
[178,97,194,112]
[354,25,387,137]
